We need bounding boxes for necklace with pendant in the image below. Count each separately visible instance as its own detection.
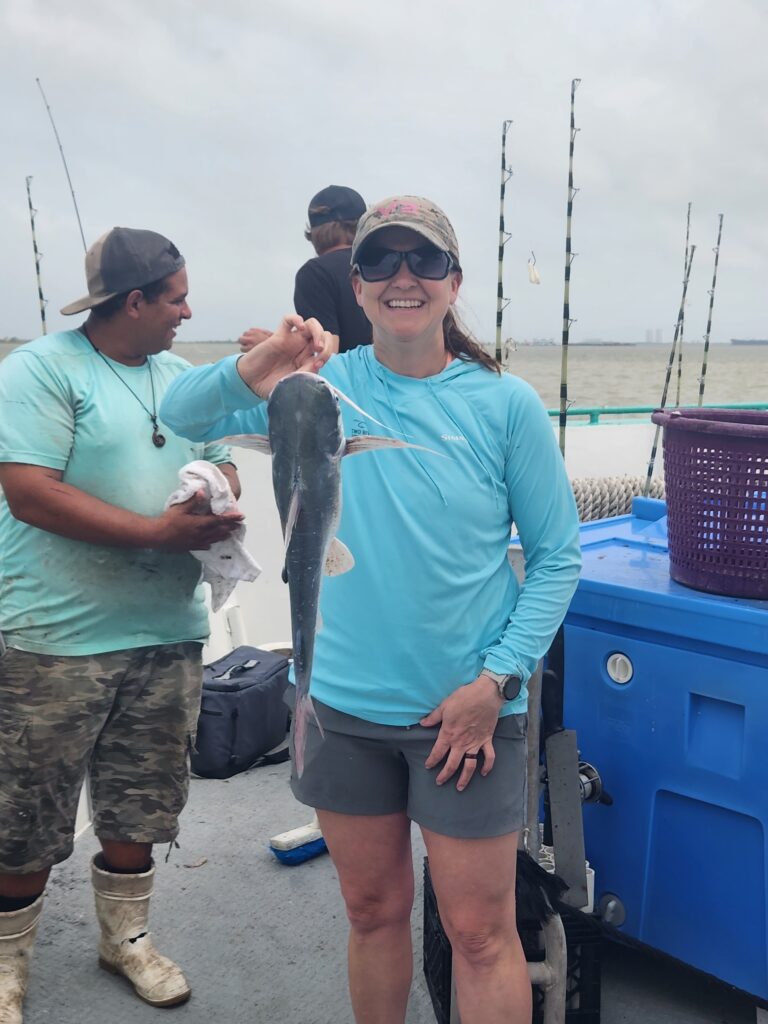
[88,339,166,448]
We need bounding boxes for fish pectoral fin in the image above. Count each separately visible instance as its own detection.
[219,434,272,454]
[324,537,355,576]
[283,485,301,552]
[344,436,449,458]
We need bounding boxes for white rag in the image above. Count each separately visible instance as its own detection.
[165,460,262,612]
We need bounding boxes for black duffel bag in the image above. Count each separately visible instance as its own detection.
[191,646,291,779]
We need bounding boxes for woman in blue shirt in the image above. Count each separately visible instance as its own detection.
[161,195,581,1024]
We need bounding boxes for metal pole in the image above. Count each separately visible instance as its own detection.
[643,244,696,495]
[25,176,47,335]
[524,661,543,862]
[495,120,513,364]
[558,78,581,457]
[36,78,87,252]
[697,214,724,406]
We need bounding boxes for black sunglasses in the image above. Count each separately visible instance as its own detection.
[355,244,455,282]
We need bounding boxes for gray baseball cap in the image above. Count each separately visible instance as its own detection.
[351,196,461,268]
[61,227,185,315]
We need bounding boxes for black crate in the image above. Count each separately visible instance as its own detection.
[423,857,602,1023]
[423,859,453,1024]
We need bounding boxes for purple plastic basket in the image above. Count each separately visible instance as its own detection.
[651,408,768,599]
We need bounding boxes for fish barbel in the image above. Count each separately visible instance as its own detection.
[222,371,439,775]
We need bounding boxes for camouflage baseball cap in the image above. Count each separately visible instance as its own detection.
[61,227,185,315]
[351,196,461,268]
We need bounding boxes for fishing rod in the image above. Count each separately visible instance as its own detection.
[558,78,581,458]
[675,202,692,406]
[36,77,87,252]
[495,119,513,364]
[25,176,47,335]
[697,214,724,406]
[643,243,696,496]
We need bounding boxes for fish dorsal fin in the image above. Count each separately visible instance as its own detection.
[325,382,410,437]
[219,434,272,454]
[344,436,449,458]
[324,537,355,576]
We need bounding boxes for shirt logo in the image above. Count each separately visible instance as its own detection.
[441,433,466,442]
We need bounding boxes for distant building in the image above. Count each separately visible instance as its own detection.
[730,338,768,345]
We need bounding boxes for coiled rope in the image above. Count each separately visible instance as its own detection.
[571,475,665,523]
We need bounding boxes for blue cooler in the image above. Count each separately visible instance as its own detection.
[556,498,768,999]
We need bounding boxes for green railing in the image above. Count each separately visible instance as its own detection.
[546,402,768,425]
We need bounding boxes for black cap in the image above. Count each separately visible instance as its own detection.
[308,186,366,227]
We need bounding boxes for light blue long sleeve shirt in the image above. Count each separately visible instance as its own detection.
[161,348,581,724]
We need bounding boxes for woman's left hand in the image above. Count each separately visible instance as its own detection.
[238,327,273,353]
[420,676,502,790]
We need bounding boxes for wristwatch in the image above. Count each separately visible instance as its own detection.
[481,669,522,702]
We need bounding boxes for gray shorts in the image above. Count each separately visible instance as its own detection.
[289,696,528,839]
[0,643,202,873]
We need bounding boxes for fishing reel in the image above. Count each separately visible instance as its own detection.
[578,760,612,806]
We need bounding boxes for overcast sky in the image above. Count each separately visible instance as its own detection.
[1,0,766,347]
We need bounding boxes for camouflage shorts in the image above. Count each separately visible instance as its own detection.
[0,643,202,873]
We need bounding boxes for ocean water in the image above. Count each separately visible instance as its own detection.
[1,339,765,412]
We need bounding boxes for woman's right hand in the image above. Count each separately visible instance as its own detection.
[235,314,334,399]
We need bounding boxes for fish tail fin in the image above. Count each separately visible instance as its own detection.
[293,692,324,778]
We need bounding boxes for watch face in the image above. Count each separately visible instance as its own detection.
[503,676,522,701]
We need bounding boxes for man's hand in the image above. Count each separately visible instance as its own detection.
[420,674,503,791]
[154,490,244,551]
[235,314,335,399]
[238,327,272,353]
[0,463,244,552]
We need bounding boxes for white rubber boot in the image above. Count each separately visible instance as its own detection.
[91,856,190,1007]
[0,895,43,1024]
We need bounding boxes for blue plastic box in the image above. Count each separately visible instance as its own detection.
[557,498,768,999]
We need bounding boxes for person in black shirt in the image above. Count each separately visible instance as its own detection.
[294,185,373,354]
[239,186,372,356]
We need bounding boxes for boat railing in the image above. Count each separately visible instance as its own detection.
[547,401,768,425]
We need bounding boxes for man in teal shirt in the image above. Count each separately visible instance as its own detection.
[0,227,242,1022]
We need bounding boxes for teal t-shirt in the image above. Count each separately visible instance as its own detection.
[0,331,232,655]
